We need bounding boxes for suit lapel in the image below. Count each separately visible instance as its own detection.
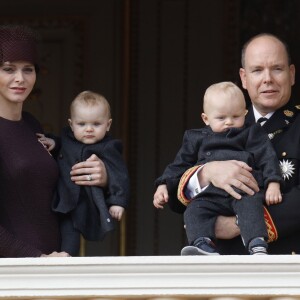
[246,105,298,135]
[263,109,289,134]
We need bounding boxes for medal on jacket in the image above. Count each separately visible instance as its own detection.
[279,159,295,180]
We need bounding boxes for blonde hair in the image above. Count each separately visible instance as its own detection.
[70,90,111,118]
[203,81,245,112]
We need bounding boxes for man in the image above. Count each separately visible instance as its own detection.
[170,33,300,254]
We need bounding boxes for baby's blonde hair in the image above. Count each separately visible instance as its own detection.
[70,90,111,118]
[203,81,245,113]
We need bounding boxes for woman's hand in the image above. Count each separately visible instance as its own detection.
[70,154,108,187]
[36,133,55,151]
[41,251,71,257]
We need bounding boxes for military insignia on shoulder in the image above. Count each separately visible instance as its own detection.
[284,110,294,117]
[268,129,282,140]
[279,159,295,180]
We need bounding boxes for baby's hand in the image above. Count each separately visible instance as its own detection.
[153,184,169,209]
[36,133,55,151]
[109,205,124,221]
[265,182,282,206]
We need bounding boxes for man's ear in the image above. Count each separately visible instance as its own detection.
[239,67,247,89]
[290,64,296,86]
[201,113,209,125]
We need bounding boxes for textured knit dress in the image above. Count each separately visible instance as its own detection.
[0,112,61,257]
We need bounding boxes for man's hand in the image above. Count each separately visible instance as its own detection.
[70,154,108,187]
[201,160,259,199]
[215,216,240,239]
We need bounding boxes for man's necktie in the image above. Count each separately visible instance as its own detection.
[257,117,268,126]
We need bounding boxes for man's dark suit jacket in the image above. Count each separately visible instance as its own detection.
[163,104,300,254]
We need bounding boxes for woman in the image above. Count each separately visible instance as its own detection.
[0,25,108,257]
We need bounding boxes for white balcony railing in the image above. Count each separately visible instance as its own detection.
[1,255,300,299]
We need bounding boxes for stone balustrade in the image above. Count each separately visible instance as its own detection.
[1,255,300,299]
